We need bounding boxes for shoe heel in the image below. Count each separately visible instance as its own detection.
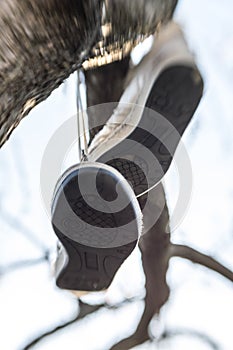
[51,162,142,291]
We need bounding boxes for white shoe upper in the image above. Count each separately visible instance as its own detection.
[88,21,196,160]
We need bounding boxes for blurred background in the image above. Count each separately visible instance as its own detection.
[0,0,233,349]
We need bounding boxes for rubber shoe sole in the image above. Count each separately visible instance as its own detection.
[51,163,142,291]
[91,65,203,204]
[51,22,203,292]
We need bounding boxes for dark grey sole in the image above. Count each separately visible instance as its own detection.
[52,164,140,291]
[52,65,203,291]
[98,65,203,206]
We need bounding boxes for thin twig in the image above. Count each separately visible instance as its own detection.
[22,298,138,350]
[159,328,221,350]
[1,209,49,253]
[0,255,49,275]
[22,300,101,350]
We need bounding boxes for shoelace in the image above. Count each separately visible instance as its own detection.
[76,67,161,199]
[76,69,89,162]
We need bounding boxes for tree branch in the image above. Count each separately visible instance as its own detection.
[110,184,171,350]
[22,300,102,350]
[0,256,49,275]
[22,298,137,350]
[170,244,233,282]
[0,0,103,147]
[0,0,178,147]
[0,208,49,253]
[160,328,221,350]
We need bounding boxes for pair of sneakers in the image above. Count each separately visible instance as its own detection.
[51,22,203,292]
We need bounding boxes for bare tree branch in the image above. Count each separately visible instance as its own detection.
[84,57,130,141]
[110,327,221,350]
[159,328,221,350]
[22,300,102,350]
[22,298,138,350]
[169,244,233,283]
[0,256,49,275]
[0,0,103,147]
[0,208,49,253]
[0,0,178,148]
[110,184,171,350]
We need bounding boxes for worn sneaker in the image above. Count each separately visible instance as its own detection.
[51,21,203,293]
[88,21,203,200]
[52,162,142,292]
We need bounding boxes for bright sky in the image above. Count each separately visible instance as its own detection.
[0,1,233,349]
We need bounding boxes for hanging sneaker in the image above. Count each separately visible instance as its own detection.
[88,21,203,200]
[51,162,142,292]
[51,21,203,293]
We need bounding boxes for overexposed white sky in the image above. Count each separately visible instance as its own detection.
[0,0,233,349]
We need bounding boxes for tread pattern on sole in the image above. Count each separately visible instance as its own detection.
[55,232,136,291]
[99,66,203,207]
[52,65,203,291]
[52,165,140,291]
